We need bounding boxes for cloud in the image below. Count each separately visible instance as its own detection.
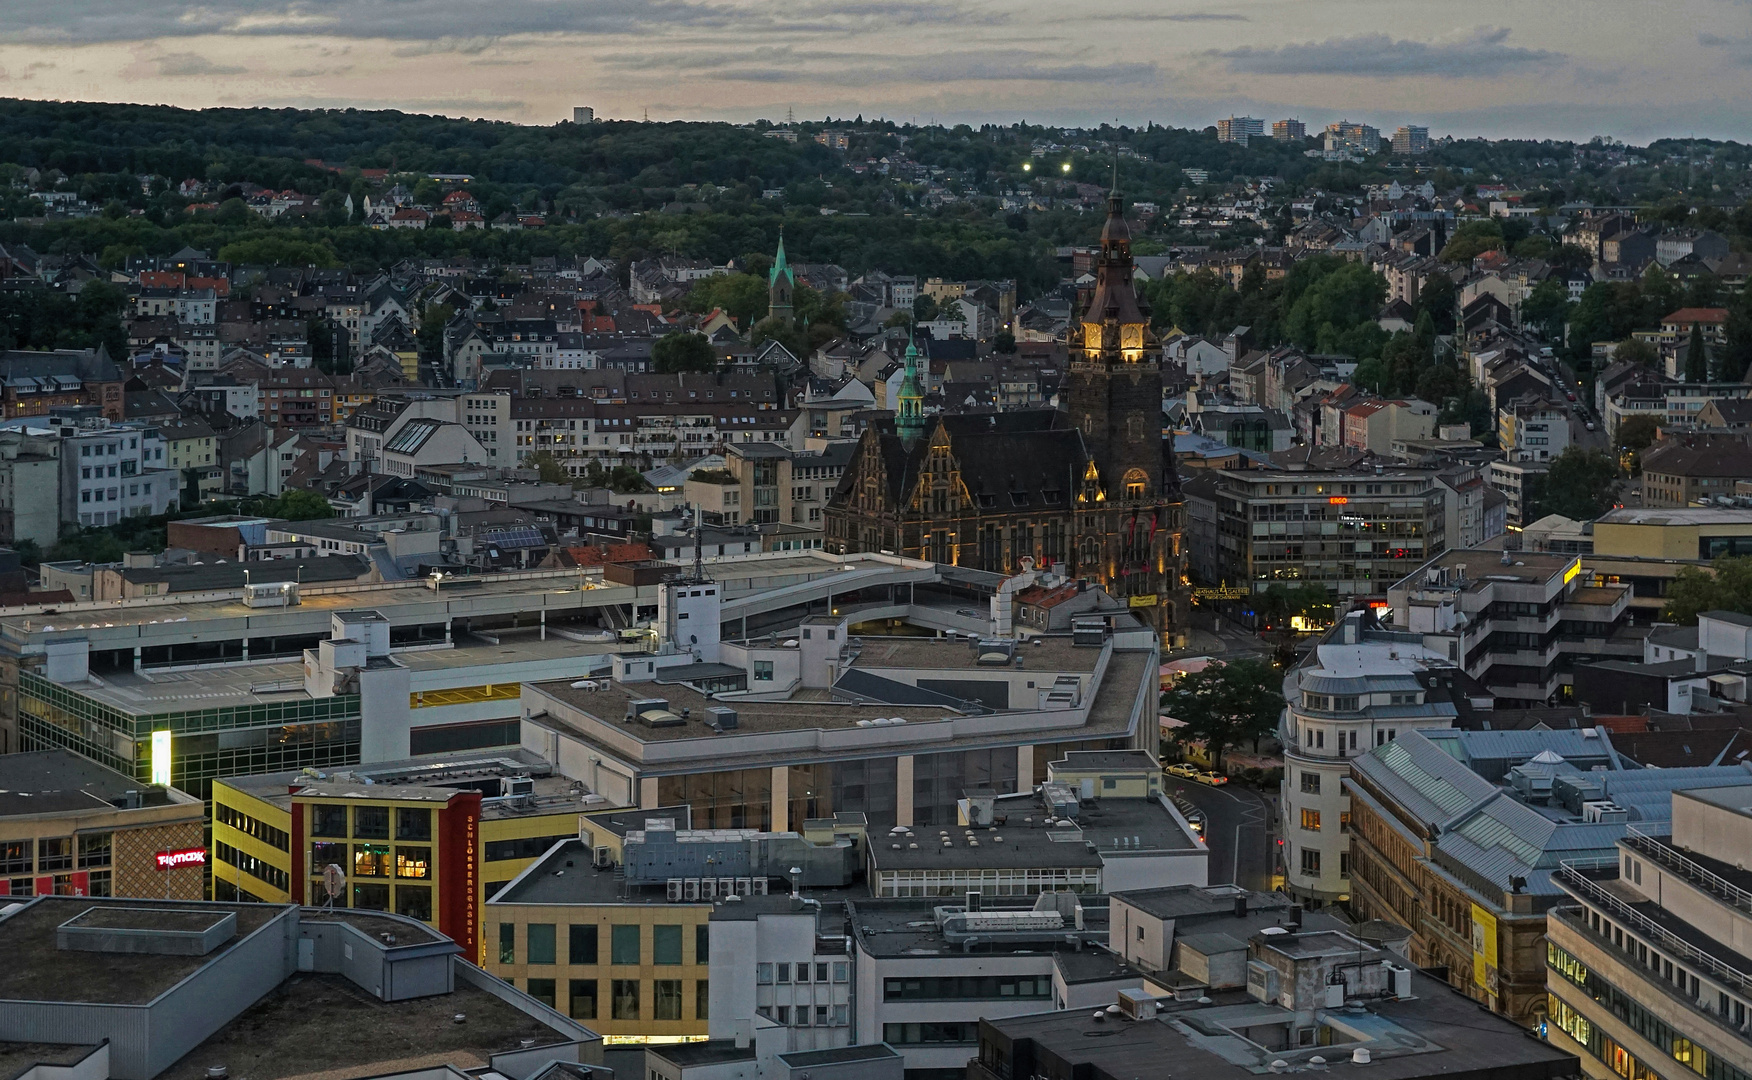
[1210,27,1561,78]
[391,37,499,57]
[153,52,246,76]
[1129,11,1248,21]
[0,0,998,44]
[668,49,1160,87]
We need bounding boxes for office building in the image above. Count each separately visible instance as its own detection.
[483,807,864,1044]
[1272,118,1306,141]
[212,749,603,944]
[1548,783,1752,1080]
[1389,550,1638,706]
[0,749,205,900]
[1216,116,1264,146]
[0,895,599,1079]
[59,415,180,527]
[868,751,1203,898]
[1279,611,1460,907]
[1346,727,1752,1025]
[574,106,595,123]
[968,924,1577,1080]
[1207,465,1449,599]
[850,893,1108,1077]
[1391,125,1430,155]
[7,569,644,799]
[522,599,1164,833]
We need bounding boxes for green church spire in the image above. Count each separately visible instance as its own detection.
[767,228,795,324]
[896,330,925,446]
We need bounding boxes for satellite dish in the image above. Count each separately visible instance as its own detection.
[322,863,345,904]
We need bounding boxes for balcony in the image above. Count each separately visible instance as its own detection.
[1622,829,1752,916]
[1557,861,1752,998]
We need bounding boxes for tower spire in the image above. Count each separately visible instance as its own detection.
[896,328,925,446]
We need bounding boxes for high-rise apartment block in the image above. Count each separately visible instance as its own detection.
[1217,116,1265,146]
[1272,118,1306,140]
[1325,121,1382,154]
[1392,125,1430,155]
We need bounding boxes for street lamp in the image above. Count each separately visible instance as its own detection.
[1061,162,1072,174]
[1021,161,1032,172]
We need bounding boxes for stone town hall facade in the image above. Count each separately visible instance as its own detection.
[824,190,1187,646]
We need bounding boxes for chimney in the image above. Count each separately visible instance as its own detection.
[1234,894,1248,918]
[1288,904,1303,931]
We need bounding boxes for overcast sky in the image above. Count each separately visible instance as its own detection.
[0,0,1746,142]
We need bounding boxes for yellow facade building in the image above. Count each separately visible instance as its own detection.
[481,806,717,1042]
[212,751,605,959]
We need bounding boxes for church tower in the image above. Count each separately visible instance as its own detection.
[768,231,795,325]
[1065,186,1186,646]
[896,332,926,446]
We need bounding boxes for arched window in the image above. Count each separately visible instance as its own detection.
[1123,468,1148,501]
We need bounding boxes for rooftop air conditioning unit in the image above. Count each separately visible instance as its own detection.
[594,846,614,869]
[667,878,683,901]
[684,878,701,901]
[1116,988,1160,1021]
[1247,960,1279,1004]
[502,776,535,798]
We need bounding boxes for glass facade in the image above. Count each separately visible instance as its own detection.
[19,671,362,802]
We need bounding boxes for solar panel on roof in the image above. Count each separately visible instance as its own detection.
[481,526,544,550]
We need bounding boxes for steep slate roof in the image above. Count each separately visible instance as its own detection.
[854,409,1089,508]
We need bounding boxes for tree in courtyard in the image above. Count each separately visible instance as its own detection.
[652,331,716,374]
[1160,658,1285,774]
[1664,557,1752,625]
[1618,415,1660,455]
[1613,339,1659,368]
[523,450,569,484]
[1685,321,1710,383]
[1524,447,1619,523]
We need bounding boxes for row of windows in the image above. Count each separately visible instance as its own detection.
[0,835,116,874]
[309,842,430,880]
[4,870,110,896]
[1548,994,1660,1080]
[0,836,110,873]
[883,975,1048,1002]
[215,802,290,851]
[511,977,707,1022]
[216,840,290,892]
[1554,932,1752,1080]
[762,1003,850,1027]
[308,804,432,841]
[499,922,709,967]
[759,962,849,985]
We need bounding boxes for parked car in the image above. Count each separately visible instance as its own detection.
[1566,391,1577,401]
[1189,770,1228,787]
[1166,763,1202,780]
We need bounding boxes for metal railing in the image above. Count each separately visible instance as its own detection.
[1557,862,1752,997]
[1623,828,1752,915]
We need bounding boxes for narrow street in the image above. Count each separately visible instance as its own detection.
[1171,779,1279,893]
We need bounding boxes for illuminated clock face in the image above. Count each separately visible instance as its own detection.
[1120,324,1145,352]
